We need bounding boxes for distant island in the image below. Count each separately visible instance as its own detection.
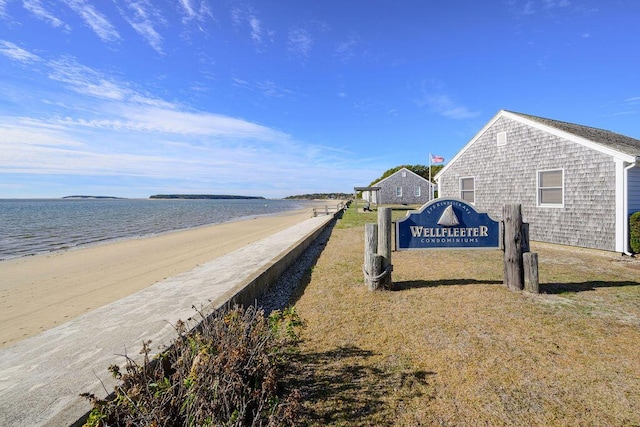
[149,194,265,200]
[285,193,352,200]
[62,195,125,199]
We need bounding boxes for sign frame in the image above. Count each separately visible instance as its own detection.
[395,198,501,251]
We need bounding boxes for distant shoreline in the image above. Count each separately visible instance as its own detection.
[62,195,125,199]
[149,194,265,200]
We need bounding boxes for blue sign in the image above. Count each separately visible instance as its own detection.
[396,198,500,250]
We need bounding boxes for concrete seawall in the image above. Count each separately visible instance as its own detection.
[0,210,340,427]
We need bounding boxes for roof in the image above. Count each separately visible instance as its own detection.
[373,167,434,188]
[507,111,640,158]
[435,110,640,180]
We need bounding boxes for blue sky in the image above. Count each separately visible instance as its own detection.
[1,0,638,198]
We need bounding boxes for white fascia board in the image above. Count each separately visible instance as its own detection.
[374,167,433,188]
[434,110,505,181]
[405,168,434,186]
[372,167,408,187]
[615,158,626,252]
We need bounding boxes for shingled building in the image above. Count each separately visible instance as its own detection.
[435,110,640,253]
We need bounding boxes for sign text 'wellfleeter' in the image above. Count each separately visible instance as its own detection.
[396,199,500,250]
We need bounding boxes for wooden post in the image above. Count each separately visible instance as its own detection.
[364,223,380,290]
[377,207,392,289]
[371,255,382,291]
[523,252,539,293]
[503,204,524,291]
[522,222,530,253]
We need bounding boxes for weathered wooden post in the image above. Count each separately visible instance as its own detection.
[523,252,539,293]
[377,207,393,289]
[522,222,530,253]
[364,223,382,290]
[503,204,524,291]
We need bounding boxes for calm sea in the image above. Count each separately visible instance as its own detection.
[0,198,312,261]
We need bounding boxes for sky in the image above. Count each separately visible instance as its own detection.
[0,0,639,199]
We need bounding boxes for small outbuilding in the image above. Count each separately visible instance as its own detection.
[367,167,435,205]
[434,110,640,253]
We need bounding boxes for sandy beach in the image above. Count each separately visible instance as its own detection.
[0,206,328,349]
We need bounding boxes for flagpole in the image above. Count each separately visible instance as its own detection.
[428,152,432,201]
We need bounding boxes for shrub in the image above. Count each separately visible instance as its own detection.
[82,305,304,426]
[630,211,640,254]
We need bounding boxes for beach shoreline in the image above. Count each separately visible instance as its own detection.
[0,203,338,349]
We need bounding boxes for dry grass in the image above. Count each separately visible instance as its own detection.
[286,207,640,426]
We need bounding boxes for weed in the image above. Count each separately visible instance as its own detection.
[82,305,303,426]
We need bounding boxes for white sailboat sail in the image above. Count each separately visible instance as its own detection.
[437,205,460,227]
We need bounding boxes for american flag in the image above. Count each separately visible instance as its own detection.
[430,154,444,163]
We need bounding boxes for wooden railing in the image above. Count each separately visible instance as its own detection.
[312,201,349,217]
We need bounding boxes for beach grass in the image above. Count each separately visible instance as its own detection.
[287,204,640,426]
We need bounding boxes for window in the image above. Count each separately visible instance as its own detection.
[537,169,564,207]
[402,171,407,177]
[460,177,475,203]
[396,186,402,197]
[414,186,421,197]
[497,131,507,146]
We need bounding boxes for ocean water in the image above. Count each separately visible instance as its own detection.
[0,198,311,261]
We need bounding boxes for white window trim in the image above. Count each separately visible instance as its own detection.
[459,176,475,204]
[537,168,565,208]
[414,186,421,197]
[497,131,507,146]
[396,186,402,197]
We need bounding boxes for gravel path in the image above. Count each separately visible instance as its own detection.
[256,218,336,314]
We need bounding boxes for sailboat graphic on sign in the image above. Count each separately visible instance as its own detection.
[437,205,460,227]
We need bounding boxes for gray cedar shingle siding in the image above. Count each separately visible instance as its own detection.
[630,167,640,215]
[374,168,432,205]
[439,115,618,251]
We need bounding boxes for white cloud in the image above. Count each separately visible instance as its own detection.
[230,5,268,46]
[62,0,120,42]
[0,49,298,178]
[414,79,480,119]
[0,121,84,147]
[43,57,175,108]
[543,0,571,8]
[70,105,291,141]
[0,27,368,197]
[249,17,262,43]
[335,33,360,62]
[0,108,366,197]
[287,27,313,57]
[122,0,166,54]
[23,0,70,29]
[179,0,213,24]
[231,76,292,99]
[48,57,128,100]
[0,40,40,62]
[256,80,292,98]
[523,1,535,15]
[417,93,480,120]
